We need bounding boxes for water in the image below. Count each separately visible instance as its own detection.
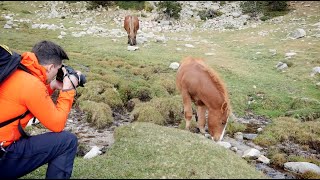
[255,163,296,179]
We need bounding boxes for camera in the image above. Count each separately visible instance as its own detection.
[56,64,86,87]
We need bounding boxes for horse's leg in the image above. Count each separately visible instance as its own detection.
[197,105,207,134]
[181,90,193,131]
[133,30,137,45]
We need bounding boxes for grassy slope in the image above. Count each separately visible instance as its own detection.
[23,122,267,179]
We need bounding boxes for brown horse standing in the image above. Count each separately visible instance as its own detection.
[176,56,231,142]
[124,15,139,46]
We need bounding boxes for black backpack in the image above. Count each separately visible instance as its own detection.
[0,44,22,83]
[0,44,32,138]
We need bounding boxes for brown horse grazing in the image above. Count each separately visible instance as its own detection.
[176,56,231,142]
[124,15,139,46]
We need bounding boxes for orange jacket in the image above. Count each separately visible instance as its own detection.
[0,52,75,147]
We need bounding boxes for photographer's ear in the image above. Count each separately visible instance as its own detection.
[43,64,55,73]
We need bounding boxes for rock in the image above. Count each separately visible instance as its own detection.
[83,146,102,159]
[4,24,12,29]
[6,21,13,25]
[284,162,320,174]
[243,133,258,140]
[288,28,306,39]
[169,62,180,70]
[205,53,215,56]
[312,22,320,27]
[231,12,241,18]
[127,46,139,51]
[230,146,238,152]
[60,31,67,36]
[285,52,297,58]
[4,15,12,20]
[257,155,270,164]
[269,49,277,55]
[234,132,243,141]
[276,62,288,71]
[185,44,194,48]
[242,148,261,159]
[155,36,166,43]
[216,141,232,149]
[310,67,320,77]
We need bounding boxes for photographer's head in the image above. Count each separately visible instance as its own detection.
[32,40,69,84]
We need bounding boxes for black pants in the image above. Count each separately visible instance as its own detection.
[0,131,78,179]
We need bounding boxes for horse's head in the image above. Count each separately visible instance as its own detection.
[128,32,137,46]
[208,103,230,142]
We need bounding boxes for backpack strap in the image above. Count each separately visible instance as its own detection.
[0,110,29,128]
[0,110,31,139]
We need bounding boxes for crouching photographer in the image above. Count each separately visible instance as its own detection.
[0,40,85,179]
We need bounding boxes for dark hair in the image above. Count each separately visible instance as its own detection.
[31,40,69,66]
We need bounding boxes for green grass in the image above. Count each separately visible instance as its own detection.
[22,122,267,179]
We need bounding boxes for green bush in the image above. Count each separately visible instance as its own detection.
[240,1,289,18]
[21,10,32,14]
[0,16,5,21]
[76,80,123,110]
[260,15,270,21]
[115,1,145,10]
[86,1,114,10]
[157,1,182,20]
[240,1,267,17]
[144,1,154,12]
[270,153,287,168]
[219,1,226,6]
[226,119,247,136]
[65,1,79,4]
[79,100,114,129]
[131,96,183,126]
[198,9,223,21]
[133,106,165,125]
[118,79,151,103]
[266,1,288,11]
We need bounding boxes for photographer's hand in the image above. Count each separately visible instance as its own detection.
[62,67,79,90]
[50,79,63,90]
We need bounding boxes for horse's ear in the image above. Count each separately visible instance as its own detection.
[221,102,228,113]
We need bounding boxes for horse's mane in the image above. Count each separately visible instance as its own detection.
[179,57,231,115]
[129,15,134,35]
